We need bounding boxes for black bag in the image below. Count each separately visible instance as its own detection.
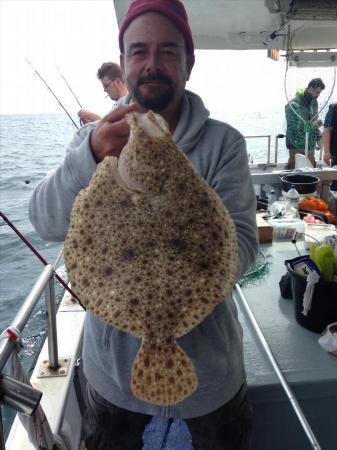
[285,255,337,333]
[279,272,293,299]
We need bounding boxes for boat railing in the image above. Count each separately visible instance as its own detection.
[245,134,272,164]
[245,134,288,165]
[245,133,326,167]
[0,264,60,449]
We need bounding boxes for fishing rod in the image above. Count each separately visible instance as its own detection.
[25,59,79,130]
[0,211,84,309]
[56,65,83,109]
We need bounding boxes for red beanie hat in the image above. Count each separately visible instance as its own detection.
[118,0,194,55]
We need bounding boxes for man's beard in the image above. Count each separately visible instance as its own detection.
[133,74,174,111]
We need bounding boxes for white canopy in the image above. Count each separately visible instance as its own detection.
[113,0,337,51]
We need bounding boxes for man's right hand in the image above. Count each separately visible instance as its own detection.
[312,120,323,129]
[90,104,141,162]
[323,151,332,165]
[78,109,102,125]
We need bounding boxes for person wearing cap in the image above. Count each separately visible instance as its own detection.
[78,62,128,125]
[29,0,258,448]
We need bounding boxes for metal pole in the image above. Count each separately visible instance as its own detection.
[275,134,285,164]
[0,265,54,373]
[305,129,309,169]
[244,135,272,165]
[0,407,5,450]
[267,135,271,164]
[0,374,41,415]
[45,277,59,369]
[235,284,322,450]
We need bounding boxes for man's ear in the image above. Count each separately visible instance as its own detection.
[186,53,195,81]
[115,78,123,89]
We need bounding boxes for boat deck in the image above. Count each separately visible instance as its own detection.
[235,241,337,450]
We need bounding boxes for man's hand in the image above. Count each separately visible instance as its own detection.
[312,120,323,129]
[78,109,102,125]
[90,103,141,162]
[323,151,332,165]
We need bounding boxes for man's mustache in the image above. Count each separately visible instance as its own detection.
[137,74,172,86]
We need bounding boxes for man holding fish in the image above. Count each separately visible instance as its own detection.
[30,1,258,448]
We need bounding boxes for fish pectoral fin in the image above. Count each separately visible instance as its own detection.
[131,340,198,406]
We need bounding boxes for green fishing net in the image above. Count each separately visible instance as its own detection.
[238,250,269,287]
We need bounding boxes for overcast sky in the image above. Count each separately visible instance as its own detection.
[1,0,336,116]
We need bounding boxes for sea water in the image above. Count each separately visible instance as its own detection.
[0,114,77,435]
[0,114,76,329]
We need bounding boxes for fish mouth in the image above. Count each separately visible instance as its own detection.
[116,159,166,196]
[115,160,140,193]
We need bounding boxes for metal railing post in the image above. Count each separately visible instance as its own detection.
[0,375,41,415]
[44,276,59,369]
[267,135,271,164]
[0,407,5,450]
[235,284,323,450]
[244,135,273,165]
[0,265,55,373]
[0,261,67,446]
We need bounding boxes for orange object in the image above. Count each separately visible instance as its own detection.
[324,211,337,225]
[299,196,329,212]
[299,196,337,224]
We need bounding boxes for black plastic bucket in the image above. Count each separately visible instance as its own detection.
[285,256,337,333]
[280,174,320,194]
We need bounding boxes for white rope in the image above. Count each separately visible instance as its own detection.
[302,269,320,316]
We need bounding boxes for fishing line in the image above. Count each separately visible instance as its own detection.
[56,65,83,109]
[0,211,85,310]
[25,59,79,130]
[291,231,322,256]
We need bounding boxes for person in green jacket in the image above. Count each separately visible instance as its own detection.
[285,78,325,169]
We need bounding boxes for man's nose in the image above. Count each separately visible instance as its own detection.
[144,52,162,72]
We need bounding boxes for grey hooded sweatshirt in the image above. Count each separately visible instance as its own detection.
[29,90,258,419]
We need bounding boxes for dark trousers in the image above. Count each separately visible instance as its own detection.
[285,138,316,170]
[82,383,253,450]
[331,154,337,191]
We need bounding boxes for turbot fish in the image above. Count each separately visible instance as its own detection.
[64,110,239,405]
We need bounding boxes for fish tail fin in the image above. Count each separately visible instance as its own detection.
[131,340,198,405]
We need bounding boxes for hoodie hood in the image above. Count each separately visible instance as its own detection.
[118,90,210,154]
